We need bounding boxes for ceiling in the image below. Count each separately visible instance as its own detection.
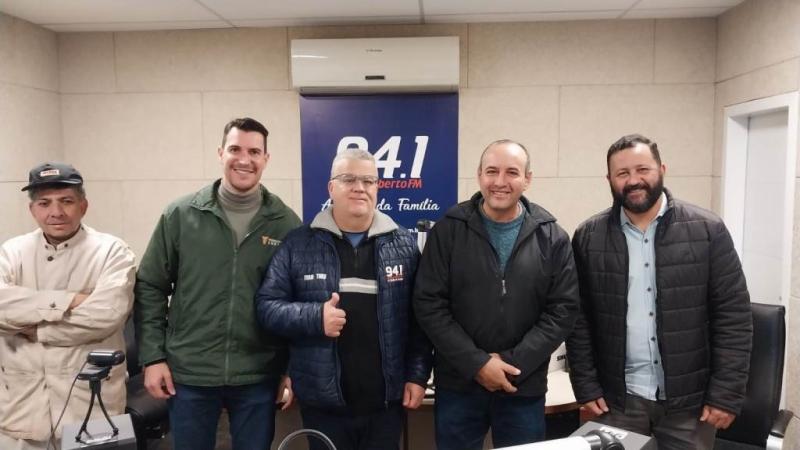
[0,0,746,32]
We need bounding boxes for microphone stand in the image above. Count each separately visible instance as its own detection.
[74,365,119,444]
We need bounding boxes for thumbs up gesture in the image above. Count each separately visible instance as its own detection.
[323,293,346,337]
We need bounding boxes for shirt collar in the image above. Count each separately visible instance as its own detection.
[478,199,524,224]
[620,191,668,228]
[41,225,86,251]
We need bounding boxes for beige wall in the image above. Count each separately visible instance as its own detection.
[0,13,61,238]
[0,16,718,258]
[716,0,800,442]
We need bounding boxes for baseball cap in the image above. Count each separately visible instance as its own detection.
[21,162,84,192]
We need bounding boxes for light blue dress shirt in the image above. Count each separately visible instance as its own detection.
[621,192,668,401]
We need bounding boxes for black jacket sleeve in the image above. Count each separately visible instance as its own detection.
[565,224,605,404]
[404,247,434,386]
[704,222,752,415]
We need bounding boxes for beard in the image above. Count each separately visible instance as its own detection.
[611,176,664,214]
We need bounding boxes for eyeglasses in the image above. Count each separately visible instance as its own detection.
[331,174,379,188]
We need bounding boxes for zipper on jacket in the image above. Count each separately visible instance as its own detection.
[224,247,237,384]
[374,238,391,408]
[475,231,506,310]
[498,228,530,301]
[477,220,530,312]
[223,226,257,384]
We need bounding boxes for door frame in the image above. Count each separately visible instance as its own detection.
[721,91,798,307]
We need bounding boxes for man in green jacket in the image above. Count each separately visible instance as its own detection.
[134,117,302,450]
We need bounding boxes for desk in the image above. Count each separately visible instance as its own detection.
[544,370,578,414]
[544,370,581,438]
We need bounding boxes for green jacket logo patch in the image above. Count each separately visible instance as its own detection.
[261,236,282,247]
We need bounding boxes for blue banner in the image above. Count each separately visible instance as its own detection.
[299,94,458,231]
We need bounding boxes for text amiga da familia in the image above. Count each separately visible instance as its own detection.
[320,197,441,212]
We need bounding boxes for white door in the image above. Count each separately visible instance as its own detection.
[723,93,798,308]
[741,110,789,305]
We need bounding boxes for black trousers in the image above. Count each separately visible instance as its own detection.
[300,403,403,450]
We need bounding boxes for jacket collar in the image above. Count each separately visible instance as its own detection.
[448,191,557,227]
[445,192,557,244]
[39,224,89,250]
[189,179,286,220]
[310,208,398,239]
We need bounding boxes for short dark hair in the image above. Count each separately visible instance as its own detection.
[479,139,531,173]
[221,117,269,149]
[28,184,86,201]
[606,134,661,171]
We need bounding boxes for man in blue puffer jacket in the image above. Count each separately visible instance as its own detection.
[255,148,432,450]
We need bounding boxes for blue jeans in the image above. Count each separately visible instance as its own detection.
[300,403,403,450]
[434,389,545,450]
[168,380,279,450]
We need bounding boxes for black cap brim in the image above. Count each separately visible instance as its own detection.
[21,180,83,192]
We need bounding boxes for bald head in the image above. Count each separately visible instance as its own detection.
[478,139,531,174]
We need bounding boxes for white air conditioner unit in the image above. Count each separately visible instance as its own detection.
[291,36,459,94]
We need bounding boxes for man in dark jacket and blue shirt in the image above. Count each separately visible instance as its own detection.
[566,134,752,449]
[413,139,579,450]
[256,148,432,450]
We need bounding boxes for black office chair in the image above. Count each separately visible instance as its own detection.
[123,318,170,450]
[715,302,795,449]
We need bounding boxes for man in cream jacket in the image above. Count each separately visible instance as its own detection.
[0,162,135,450]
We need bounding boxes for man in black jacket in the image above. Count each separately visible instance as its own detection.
[566,134,752,449]
[413,139,579,450]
